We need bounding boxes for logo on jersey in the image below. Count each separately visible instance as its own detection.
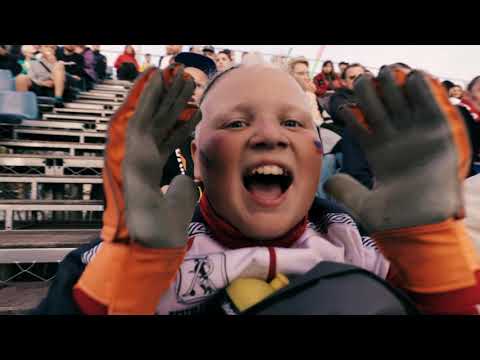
[176,253,228,305]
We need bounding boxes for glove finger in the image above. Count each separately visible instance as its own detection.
[154,66,187,121]
[165,174,199,231]
[404,70,452,130]
[152,77,196,143]
[162,110,202,153]
[377,65,412,130]
[132,68,164,130]
[337,104,374,151]
[406,70,472,183]
[324,173,370,226]
[353,74,394,137]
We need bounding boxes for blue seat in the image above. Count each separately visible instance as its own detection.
[0,91,39,124]
[0,69,15,91]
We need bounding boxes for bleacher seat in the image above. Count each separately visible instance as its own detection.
[0,70,15,91]
[0,91,39,125]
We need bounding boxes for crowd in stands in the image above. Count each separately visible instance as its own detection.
[0,45,109,108]
[1,44,479,184]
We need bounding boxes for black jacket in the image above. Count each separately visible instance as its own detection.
[328,88,357,128]
[56,47,85,78]
[93,50,107,81]
[340,127,374,189]
[0,53,22,76]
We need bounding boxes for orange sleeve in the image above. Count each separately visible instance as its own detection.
[374,219,479,294]
[74,65,197,314]
[74,242,186,314]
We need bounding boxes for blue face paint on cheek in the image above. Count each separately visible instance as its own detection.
[314,140,323,155]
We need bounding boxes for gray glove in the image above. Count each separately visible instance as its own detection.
[123,65,202,248]
[325,66,471,233]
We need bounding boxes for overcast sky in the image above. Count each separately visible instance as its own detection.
[103,45,480,86]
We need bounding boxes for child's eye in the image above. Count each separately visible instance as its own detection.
[282,119,303,128]
[225,120,248,129]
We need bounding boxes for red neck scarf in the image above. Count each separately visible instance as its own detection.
[199,194,307,250]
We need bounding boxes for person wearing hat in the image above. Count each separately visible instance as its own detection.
[202,45,216,61]
[160,52,217,192]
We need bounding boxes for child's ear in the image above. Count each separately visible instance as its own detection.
[191,139,203,182]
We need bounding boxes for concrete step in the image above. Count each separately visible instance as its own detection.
[0,282,50,315]
[43,113,109,122]
[53,107,114,117]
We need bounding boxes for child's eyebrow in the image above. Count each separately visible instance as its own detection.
[212,103,256,120]
[214,102,309,118]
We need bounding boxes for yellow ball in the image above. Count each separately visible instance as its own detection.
[226,274,289,312]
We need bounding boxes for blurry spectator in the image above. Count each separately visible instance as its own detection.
[215,50,234,72]
[140,53,154,72]
[16,45,66,107]
[56,45,86,91]
[0,45,22,76]
[288,57,323,126]
[114,45,139,81]
[189,46,203,54]
[159,45,183,69]
[18,45,36,75]
[442,80,455,92]
[329,63,366,126]
[271,55,288,70]
[75,45,97,90]
[327,62,373,189]
[459,76,480,173]
[203,45,216,61]
[57,45,85,80]
[222,49,234,62]
[0,45,23,61]
[338,61,349,75]
[467,76,480,108]
[313,60,342,98]
[241,51,249,62]
[92,45,107,81]
[458,76,480,122]
[449,85,464,99]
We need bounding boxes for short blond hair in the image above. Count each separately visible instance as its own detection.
[288,56,309,72]
[21,45,36,56]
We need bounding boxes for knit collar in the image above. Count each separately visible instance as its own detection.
[199,194,307,250]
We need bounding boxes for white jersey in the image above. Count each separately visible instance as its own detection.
[83,204,390,315]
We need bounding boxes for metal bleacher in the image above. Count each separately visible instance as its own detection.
[0,78,132,313]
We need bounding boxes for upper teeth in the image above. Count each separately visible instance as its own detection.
[251,165,285,175]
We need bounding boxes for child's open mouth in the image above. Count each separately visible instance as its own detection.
[243,164,294,207]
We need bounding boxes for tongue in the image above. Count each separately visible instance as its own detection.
[249,183,283,201]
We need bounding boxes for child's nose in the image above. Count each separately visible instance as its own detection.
[248,121,289,150]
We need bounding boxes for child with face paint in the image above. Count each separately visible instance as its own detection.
[35,61,480,315]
